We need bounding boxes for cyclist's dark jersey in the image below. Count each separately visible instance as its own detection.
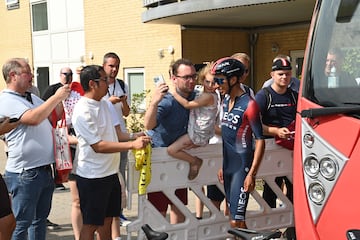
[221,93,264,221]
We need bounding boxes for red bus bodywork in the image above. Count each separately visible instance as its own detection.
[293,1,360,239]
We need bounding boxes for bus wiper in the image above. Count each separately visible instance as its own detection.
[301,106,360,118]
[343,102,360,105]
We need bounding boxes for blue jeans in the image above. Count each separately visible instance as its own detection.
[4,165,54,240]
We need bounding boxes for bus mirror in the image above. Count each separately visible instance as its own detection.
[336,0,358,23]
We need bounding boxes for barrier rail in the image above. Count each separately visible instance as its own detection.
[126,139,294,240]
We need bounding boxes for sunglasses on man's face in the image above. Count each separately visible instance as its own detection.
[214,77,226,85]
[61,72,73,76]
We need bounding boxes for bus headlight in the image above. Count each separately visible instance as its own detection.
[301,118,349,223]
[319,157,337,181]
[304,155,319,178]
[303,132,314,148]
[308,182,325,205]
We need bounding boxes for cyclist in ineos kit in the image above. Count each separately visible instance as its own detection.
[211,57,265,229]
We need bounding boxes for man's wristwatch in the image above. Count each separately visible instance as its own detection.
[129,133,134,140]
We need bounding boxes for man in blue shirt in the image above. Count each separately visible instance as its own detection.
[144,58,196,224]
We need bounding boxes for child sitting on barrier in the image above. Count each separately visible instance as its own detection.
[167,63,219,180]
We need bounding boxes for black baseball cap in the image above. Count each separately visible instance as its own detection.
[272,59,292,71]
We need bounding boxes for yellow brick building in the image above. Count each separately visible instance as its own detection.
[0,0,312,94]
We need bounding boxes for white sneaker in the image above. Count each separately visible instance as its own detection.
[119,214,131,227]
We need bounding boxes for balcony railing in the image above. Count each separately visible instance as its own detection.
[143,0,181,8]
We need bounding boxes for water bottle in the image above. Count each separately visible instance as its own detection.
[328,66,338,88]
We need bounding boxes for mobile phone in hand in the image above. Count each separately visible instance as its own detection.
[154,75,168,93]
[153,75,165,87]
[0,117,19,123]
[9,118,19,123]
[65,73,72,84]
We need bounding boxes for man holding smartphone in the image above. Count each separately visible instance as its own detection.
[42,67,73,101]
[42,67,73,193]
[41,66,74,230]
[102,52,131,228]
[0,58,70,240]
[255,58,297,239]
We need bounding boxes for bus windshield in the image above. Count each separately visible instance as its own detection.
[303,0,360,116]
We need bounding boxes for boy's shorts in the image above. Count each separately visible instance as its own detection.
[76,173,121,225]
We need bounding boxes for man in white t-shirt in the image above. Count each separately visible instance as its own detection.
[102,52,132,226]
[72,65,150,240]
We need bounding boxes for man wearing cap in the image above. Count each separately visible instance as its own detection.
[255,58,297,144]
[262,55,300,92]
[255,58,297,238]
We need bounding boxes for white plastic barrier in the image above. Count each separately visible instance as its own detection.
[127,139,293,240]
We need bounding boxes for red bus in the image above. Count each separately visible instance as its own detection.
[293,0,360,239]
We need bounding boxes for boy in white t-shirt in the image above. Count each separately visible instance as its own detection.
[72,65,151,240]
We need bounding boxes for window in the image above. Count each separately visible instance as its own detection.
[6,0,19,10]
[32,2,48,31]
[36,67,49,96]
[124,68,145,110]
[290,50,304,80]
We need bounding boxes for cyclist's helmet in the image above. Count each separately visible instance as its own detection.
[211,57,245,79]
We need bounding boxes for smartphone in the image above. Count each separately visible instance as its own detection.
[153,75,165,87]
[0,117,19,123]
[194,85,204,92]
[9,118,19,123]
[65,73,72,84]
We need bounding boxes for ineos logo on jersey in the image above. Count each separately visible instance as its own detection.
[223,112,241,124]
[271,103,296,107]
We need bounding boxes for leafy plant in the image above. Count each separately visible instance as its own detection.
[343,48,360,78]
[126,90,150,133]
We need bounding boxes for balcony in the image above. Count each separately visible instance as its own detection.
[141,0,315,29]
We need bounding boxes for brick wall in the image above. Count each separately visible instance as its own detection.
[0,0,32,89]
[0,1,309,94]
[254,28,308,91]
[182,27,308,91]
[83,0,182,93]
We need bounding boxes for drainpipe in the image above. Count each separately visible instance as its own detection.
[249,32,258,90]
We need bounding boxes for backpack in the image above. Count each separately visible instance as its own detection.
[117,79,126,94]
[263,86,297,110]
[241,84,255,98]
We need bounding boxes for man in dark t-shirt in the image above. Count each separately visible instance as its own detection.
[255,58,297,238]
